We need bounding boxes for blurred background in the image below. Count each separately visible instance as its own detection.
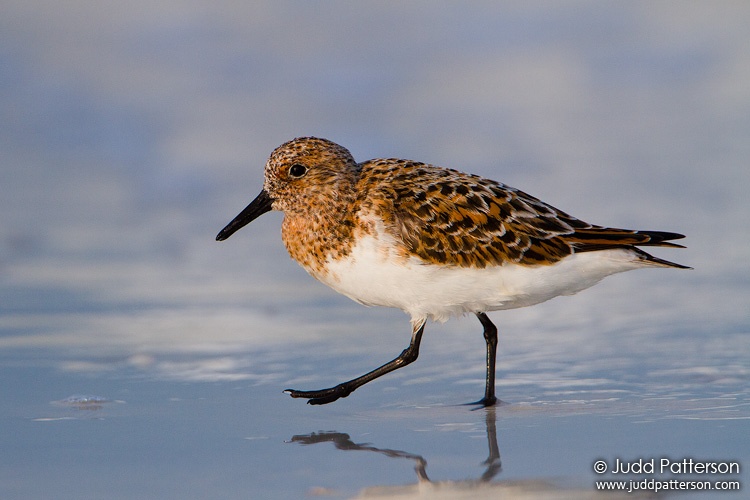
[1,2,748,498]
[2,0,747,366]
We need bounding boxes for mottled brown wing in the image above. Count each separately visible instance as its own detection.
[361,159,686,268]
[360,160,578,267]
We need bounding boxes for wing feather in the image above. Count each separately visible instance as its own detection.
[358,160,687,269]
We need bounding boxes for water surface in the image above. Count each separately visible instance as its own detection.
[2,2,749,498]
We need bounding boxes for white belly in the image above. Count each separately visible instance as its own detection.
[315,233,646,323]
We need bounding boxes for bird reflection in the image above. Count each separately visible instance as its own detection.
[290,407,651,499]
[479,406,502,482]
[291,407,501,488]
[291,431,433,482]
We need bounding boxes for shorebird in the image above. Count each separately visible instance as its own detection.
[217,137,688,406]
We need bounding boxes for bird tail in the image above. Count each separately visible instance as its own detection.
[569,229,691,269]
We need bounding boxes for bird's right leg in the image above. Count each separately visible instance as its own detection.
[285,319,426,405]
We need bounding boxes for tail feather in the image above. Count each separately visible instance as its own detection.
[569,228,685,247]
[631,248,692,270]
[568,228,690,269]
[632,230,686,248]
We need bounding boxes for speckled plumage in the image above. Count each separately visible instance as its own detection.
[217,137,688,405]
[257,137,685,273]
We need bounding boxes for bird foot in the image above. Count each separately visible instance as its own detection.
[284,383,354,405]
[463,396,499,408]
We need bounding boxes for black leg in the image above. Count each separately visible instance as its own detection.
[475,312,498,407]
[285,320,426,405]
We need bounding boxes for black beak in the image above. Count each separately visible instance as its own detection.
[216,189,274,241]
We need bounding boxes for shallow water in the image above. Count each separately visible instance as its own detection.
[1,309,748,499]
[2,2,749,498]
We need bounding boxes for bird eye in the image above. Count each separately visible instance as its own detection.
[289,163,307,178]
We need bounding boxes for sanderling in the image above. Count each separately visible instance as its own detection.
[217,137,689,406]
